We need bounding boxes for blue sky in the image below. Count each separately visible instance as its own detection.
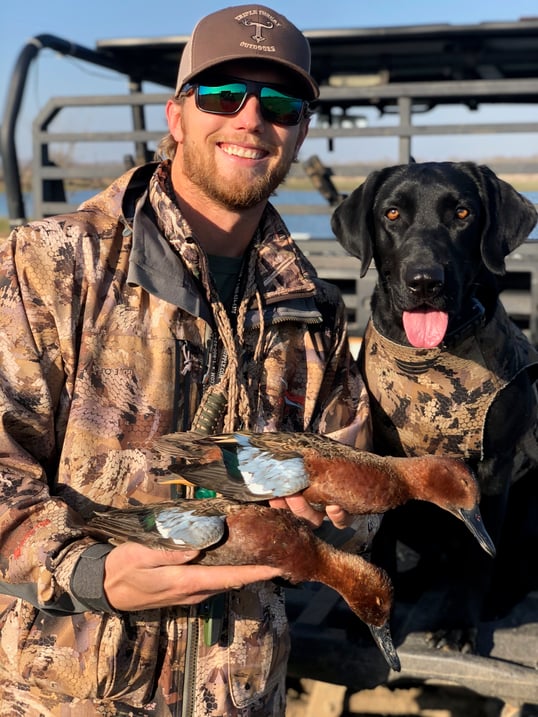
[2,0,538,164]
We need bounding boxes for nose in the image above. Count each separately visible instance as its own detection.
[233,93,264,130]
[405,265,445,300]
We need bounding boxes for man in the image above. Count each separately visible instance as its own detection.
[0,5,370,716]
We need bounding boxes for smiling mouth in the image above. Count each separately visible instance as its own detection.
[219,143,268,160]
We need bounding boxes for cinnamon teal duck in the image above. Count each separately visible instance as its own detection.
[155,430,496,557]
[86,496,400,671]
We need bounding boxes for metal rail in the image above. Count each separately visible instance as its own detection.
[20,88,538,223]
[0,34,129,226]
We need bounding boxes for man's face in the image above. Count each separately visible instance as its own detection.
[167,61,310,210]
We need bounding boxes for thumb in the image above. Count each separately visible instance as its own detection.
[154,547,200,565]
[325,504,353,529]
[279,493,324,528]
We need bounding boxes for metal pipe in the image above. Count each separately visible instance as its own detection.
[0,34,127,228]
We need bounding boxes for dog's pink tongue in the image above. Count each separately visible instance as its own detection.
[402,310,449,348]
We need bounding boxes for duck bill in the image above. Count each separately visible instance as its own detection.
[458,506,496,557]
[368,623,401,672]
[159,476,196,487]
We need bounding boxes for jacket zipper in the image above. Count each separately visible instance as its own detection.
[177,324,219,717]
[176,297,319,714]
[180,607,200,717]
[171,339,199,717]
[248,308,323,331]
[174,340,193,433]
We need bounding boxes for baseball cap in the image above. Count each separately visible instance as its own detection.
[176,5,319,101]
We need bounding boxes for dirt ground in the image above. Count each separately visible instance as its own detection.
[285,680,538,717]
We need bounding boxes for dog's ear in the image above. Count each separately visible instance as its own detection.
[331,170,383,277]
[476,164,538,274]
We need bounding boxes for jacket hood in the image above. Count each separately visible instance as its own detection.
[78,163,158,224]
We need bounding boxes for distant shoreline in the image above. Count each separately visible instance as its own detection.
[2,175,538,194]
[285,174,538,193]
[2,157,538,196]
[1,169,537,238]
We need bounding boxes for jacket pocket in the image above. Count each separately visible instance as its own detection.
[226,583,290,709]
[0,599,162,706]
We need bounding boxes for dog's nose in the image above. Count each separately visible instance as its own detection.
[405,266,445,299]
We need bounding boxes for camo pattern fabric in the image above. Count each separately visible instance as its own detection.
[0,161,371,716]
[362,305,538,492]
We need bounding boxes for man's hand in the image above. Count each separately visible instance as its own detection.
[103,541,282,611]
[325,504,354,530]
[268,493,353,530]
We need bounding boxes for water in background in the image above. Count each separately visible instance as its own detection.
[1,188,538,240]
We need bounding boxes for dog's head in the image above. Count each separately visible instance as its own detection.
[331,162,537,347]
[331,161,537,277]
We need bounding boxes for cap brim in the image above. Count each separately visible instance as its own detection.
[179,55,319,101]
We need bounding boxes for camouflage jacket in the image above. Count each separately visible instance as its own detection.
[0,162,370,716]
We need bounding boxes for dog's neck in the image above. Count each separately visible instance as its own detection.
[361,304,538,475]
[442,299,486,348]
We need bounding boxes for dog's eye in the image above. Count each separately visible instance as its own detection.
[385,208,400,221]
[456,207,470,219]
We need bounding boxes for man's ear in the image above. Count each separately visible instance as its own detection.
[166,99,184,143]
[293,117,310,160]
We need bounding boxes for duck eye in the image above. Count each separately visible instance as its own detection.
[456,206,470,219]
[385,208,400,221]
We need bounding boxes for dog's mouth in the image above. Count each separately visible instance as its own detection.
[402,309,449,348]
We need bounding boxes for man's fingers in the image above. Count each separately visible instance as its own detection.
[155,548,200,564]
[325,504,354,529]
[269,494,353,529]
[113,542,201,565]
[180,564,282,594]
[270,493,324,527]
[104,542,284,611]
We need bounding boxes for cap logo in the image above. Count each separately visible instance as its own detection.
[234,9,282,52]
[244,18,273,44]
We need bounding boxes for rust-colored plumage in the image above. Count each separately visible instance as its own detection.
[155,430,495,556]
[86,497,400,670]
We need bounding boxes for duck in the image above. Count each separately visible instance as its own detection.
[154,430,496,558]
[85,496,400,671]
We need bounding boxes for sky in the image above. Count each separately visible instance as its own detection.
[1,0,538,166]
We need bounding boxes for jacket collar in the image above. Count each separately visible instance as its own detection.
[128,192,214,322]
[83,162,321,318]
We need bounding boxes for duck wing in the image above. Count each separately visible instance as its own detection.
[243,430,354,459]
[158,431,310,500]
[86,498,232,550]
[154,431,229,462]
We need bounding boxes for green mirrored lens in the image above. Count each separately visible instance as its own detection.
[260,87,303,124]
[195,82,305,125]
[197,83,245,113]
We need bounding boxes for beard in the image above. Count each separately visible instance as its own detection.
[180,132,296,210]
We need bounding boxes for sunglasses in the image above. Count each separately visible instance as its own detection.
[180,79,308,126]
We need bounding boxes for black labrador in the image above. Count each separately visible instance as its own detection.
[331,162,538,650]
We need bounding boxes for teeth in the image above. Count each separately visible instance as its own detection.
[221,144,265,159]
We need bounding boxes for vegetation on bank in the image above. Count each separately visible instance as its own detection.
[285,173,538,193]
[2,156,538,195]
[1,159,537,239]
[2,175,538,200]
[0,218,10,238]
